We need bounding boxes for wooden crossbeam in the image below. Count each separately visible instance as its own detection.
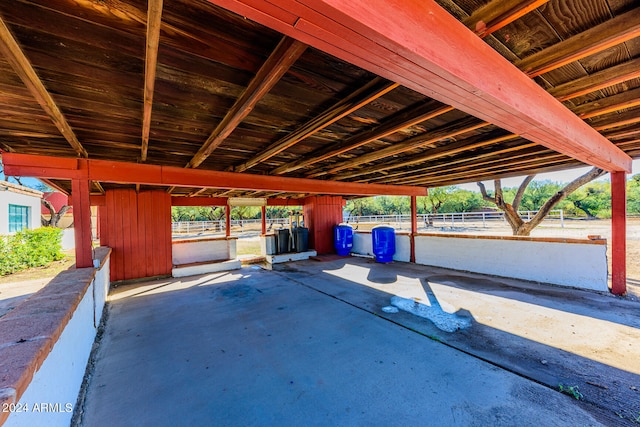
[549,58,640,101]
[333,131,519,181]
[186,36,307,169]
[271,102,453,175]
[463,0,549,38]
[0,16,87,158]
[234,77,398,172]
[3,153,427,197]
[141,0,163,162]
[306,118,488,178]
[572,87,640,119]
[516,10,640,78]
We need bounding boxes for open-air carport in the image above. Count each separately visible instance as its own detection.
[1,0,640,426]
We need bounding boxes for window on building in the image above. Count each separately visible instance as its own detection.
[9,204,31,232]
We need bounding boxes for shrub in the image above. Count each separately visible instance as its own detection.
[0,227,64,276]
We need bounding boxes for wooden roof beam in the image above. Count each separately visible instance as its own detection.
[306,118,488,178]
[572,87,640,119]
[0,16,87,158]
[3,153,426,197]
[333,131,519,181]
[591,108,640,132]
[271,102,453,175]
[364,143,541,184]
[141,0,163,162]
[463,0,550,38]
[516,9,640,78]
[234,77,398,172]
[186,36,307,169]
[549,58,640,101]
[208,0,630,172]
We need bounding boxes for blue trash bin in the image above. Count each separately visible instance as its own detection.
[334,223,353,256]
[371,225,395,263]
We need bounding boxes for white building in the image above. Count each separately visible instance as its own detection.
[0,181,43,235]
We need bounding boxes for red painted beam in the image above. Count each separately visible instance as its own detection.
[207,0,631,173]
[225,206,231,237]
[611,171,627,295]
[267,199,304,206]
[261,205,267,234]
[171,197,228,206]
[2,153,426,197]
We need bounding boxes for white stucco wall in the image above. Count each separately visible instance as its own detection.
[5,249,110,427]
[414,234,608,291]
[0,184,42,235]
[352,232,410,262]
[172,237,237,265]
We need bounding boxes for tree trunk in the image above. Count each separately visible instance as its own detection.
[477,167,606,236]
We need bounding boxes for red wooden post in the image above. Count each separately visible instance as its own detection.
[261,205,267,235]
[225,205,231,237]
[611,171,627,295]
[72,175,93,268]
[410,195,417,263]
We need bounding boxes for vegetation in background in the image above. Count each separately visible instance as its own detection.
[171,205,301,222]
[0,227,65,276]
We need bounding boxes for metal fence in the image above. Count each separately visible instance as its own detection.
[172,210,564,235]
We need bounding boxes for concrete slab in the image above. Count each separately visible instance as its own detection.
[266,250,317,264]
[74,260,628,426]
[172,259,241,278]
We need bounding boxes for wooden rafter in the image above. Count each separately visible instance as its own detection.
[363,142,540,184]
[141,0,163,162]
[0,16,87,158]
[188,187,208,197]
[306,118,488,178]
[591,108,640,131]
[186,36,307,169]
[549,58,640,101]
[271,102,453,175]
[234,77,398,172]
[516,10,640,78]
[334,131,520,181]
[573,88,640,119]
[463,0,550,38]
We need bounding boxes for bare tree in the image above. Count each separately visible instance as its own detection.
[41,199,71,227]
[477,167,606,236]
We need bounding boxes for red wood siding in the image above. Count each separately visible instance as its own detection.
[303,196,344,254]
[101,189,171,282]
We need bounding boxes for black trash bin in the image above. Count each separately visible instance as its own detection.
[276,229,290,254]
[292,227,309,252]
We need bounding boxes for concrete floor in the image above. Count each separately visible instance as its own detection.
[75,257,640,426]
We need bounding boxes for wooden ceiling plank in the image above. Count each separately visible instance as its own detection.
[549,58,640,101]
[272,102,454,175]
[234,77,398,172]
[573,87,640,119]
[306,118,489,178]
[516,9,640,78]
[186,36,307,169]
[141,0,163,162]
[463,0,550,38]
[0,16,88,158]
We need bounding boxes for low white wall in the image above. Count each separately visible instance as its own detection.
[61,228,75,251]
[172,237,237,265]
[352,232,410,262]
[4,248,110,427]
[414,234,608,291]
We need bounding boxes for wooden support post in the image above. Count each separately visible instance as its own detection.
[72,173,93,268]
[410,195,417,263]
[261,205,267,235]
[226,206,231,237]
[611,171,627,295]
